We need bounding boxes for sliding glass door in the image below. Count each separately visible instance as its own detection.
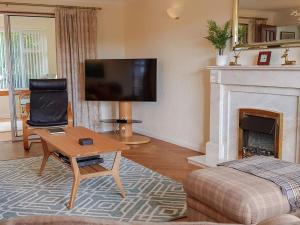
[0,14,56,142]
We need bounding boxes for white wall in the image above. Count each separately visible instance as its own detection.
[0,96,10,119]
[124,0,233,151]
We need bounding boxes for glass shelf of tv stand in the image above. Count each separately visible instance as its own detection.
[100,119,142,124]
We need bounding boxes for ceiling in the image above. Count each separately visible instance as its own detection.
[240,0,300,11]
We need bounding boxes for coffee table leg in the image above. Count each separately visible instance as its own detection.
[112,151,125,198]
[40,139,51,175]
[67,157,81,209]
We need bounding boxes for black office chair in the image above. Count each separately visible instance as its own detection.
[22,79,73,150]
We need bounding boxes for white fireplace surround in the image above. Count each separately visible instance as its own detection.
[188,66,300,167]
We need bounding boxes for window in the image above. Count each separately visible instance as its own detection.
[0,30,48,90]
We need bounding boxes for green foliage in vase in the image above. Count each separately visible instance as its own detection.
[205,20,231,55]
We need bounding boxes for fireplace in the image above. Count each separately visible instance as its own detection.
[238,109,283,159]
[187,66,300,167]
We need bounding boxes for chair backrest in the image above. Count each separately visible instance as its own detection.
[29,79,68,125]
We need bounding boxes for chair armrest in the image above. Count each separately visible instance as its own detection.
[67,102,74,127]
[22,103,30,137]
[22,103,30,121]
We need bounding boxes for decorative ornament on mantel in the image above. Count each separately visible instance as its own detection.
[281,48,296,66]
[229,50,241,66]
[205,20,231,66]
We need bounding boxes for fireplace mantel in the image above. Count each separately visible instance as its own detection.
[208,66,300,89]
[207,65,300,71]
[188,66,300,167]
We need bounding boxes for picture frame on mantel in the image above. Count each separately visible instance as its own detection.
[257,51,271,65]
[280,32,296,40]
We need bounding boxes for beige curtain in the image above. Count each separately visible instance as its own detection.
[55,7,101,131]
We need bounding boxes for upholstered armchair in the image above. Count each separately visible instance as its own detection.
[22,79,73,150]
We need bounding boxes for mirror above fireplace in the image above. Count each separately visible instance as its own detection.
[233,0,300,50]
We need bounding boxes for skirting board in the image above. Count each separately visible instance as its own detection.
[0,114,10,120]
[134,128,204,153]
[99,126,204,153]
[99,124,114,133]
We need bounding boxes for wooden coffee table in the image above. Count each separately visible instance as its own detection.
[34,126,127,209]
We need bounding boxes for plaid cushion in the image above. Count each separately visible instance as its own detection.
[187,197,235,223]
[0,215,299,225]
[184,167,291,224]
[219,156,300,211]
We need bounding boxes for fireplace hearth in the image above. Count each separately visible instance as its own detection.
[239,109,283,159]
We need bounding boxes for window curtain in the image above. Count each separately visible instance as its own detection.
[55,7,101,131]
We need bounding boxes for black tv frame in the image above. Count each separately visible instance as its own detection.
[85,58,157,102]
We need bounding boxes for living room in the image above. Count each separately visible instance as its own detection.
[0,0,300,225]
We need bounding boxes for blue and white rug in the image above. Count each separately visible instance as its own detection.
[0,154,186,222]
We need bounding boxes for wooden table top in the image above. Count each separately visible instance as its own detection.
[34,126,127,158]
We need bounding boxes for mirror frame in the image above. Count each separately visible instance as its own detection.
[232,0,300,50]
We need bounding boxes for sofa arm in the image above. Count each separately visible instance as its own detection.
[257,214,300,225]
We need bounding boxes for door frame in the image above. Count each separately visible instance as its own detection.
[4,14,17,141]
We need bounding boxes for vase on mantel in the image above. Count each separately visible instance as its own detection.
[216,54,228,66]
[205,20,231,67]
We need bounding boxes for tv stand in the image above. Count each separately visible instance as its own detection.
[101,102,151,145]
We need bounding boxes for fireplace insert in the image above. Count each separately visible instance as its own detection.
[239,109,283,159]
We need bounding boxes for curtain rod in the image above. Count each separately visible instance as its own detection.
[0,1,102,10]
[0,11,55,17]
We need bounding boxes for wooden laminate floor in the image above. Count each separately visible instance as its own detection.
[0,135,201,183]
[0,132,12,142]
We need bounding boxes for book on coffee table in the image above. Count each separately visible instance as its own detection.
[48,128,65,135]
[54,152,104,167]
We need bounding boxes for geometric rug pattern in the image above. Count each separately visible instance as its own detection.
[0,154,186,222]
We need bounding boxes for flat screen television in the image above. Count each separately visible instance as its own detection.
[85,59,157,102]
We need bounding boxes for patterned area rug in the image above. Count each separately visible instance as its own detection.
[0,154,186,222]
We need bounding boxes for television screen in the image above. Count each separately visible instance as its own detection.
[85,59,157,102]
